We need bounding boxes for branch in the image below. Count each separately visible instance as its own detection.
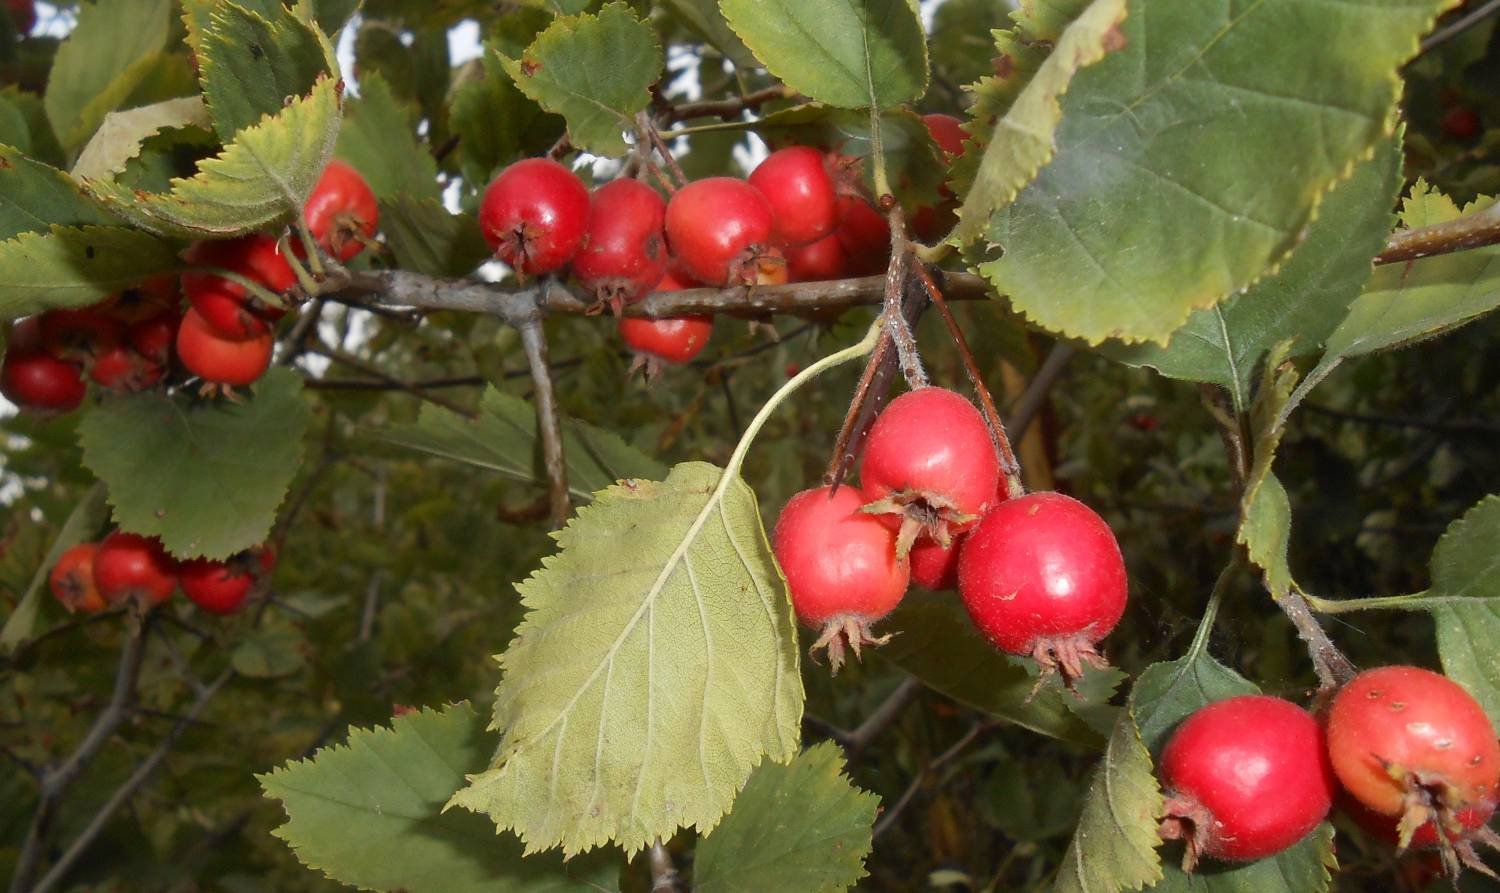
[664,85,793,122]
[872,719,989,840]
[1006,343,1075,441]
[1421,0,1500,53]
[519,318,570,529]
[1376,202,1500,265]
[306,342,477,418]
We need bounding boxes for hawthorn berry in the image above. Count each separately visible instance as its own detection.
[1158,695,1335,869]
[1441,107,1481,142]
[2,348,86,412]
[665,177,785,287]
[303,159,379,262]
[956,491,1127,684]
[859,387,1002,554]
[102,276,178,324]
[748,146,840,248]
[922,113,968,159]
[88,344,164,393]
[49,543,106,614]
[785,232,848,282]
[93,531,177,607]
[39,307,124,362]
[908,535,963,591]
[772,485,909,671]
[479,157,590,276]
[176,307,274,387]
[127,309,179,365]
[182,235,295,338]
[179,547,273,615]
[618,271,712,377]
[834,195,892,276]
[572,178,668,313]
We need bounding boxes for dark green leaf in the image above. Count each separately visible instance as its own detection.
[1144,826,1335,892]
[1130,652,1259,753]
[376,196,491,277]
[451,48,563,186]
[1417,497,1500,726]
[335,72,441,203]
[0,226,182,320]
[0,146,118,241]
[44,0,174,153]
[194,0,336,139]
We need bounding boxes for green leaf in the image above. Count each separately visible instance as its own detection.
[335,72,441,203]
[193,0,336,140]
[1143,825,1335,893]
[0,483,110,656]
[261,703,622,893]
[1420,497,1500,727]
[0,226,182,320]
[44,0,174,153]
[0,146,118,241]
[1101,135,1404,407]
[879,595,1120,746]
[753,104,945,208]
[1236,351,1302,600]
[232,625,309,678]
[376,196,491,277]
[83,76,343,239]
[2,87,66,169]
[497,3,661,156]
[719,0,926,110]
[448,462,803,856]
[69,96,213,182]
[451,48,564,186]
[693,742,877,893]
[1129,652,1258,753]
[77,368,312,560]
[972,0,1456,345]
[378,386,667,502]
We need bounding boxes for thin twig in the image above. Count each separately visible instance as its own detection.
[1006,343,1075,441]
[519,318,570,529]
[648,840,682,892]
[1299,402,1500,436]
[872,720,989,839]
[1377,201,1500,264]
[664,85,792,122]
[846,677,922,752]
[306,343,477,418]
[1421,0,1500,53]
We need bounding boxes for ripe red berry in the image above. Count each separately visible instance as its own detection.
[748,146,839,248]
[957,491,1127,684]
[1341,789,1497,851]
[479,157,590,276]
[102,276,178,324]
[785,232,848,282]
[49,543,107,614]
[771,486,909,671]
[1,348,85,412]
[179,547,272,615]
[860,387,1002,554]
[1441,107,1481,142]
[176,307,273,387]
[922,113,968,159]
[182,235,295,338]
[38,307,124,361]
[303,159,379,262]
[908,535,963,591]
[665,177,785,286]
[572,178,668,313]
[834,195,892,276]
[88,344,164,393]
[93,531,177,607]
[620,316,713,366]
[6,0,35,34]
[127,309,179,365]
[1158,695,1335,869]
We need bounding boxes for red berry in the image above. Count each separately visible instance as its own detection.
[922,113,968,159]
[182,235,295,338]
[748,146,839,248]
[1340,789,1497,850]
[38,307,124,361]
[834,195,891,276]
[176,307,273,387]
[860,387,1002,553]
[127,309,179,366]
[1158,695,1335,868]
[1441,107,1481,142]
[479,158,590,276]
[957,491,1127,683]
[908,535,963,591]
[665,177,785,286]
[93,531,177,607]
[303,159,379,262]
[179,547,271,615]
[7,315,42,351]
[7,0,35,34]
[1327,666,1500,857]
[1,348,85,412]
[102,276,178,324]
[771,486,909,671]
[572,178,668,312]
[88,344,164,393]
[49,543,106,614]
[619,316,713,366]
[785,232,848,282]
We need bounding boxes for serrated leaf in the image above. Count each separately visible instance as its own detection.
[1130,652,1259,754]
[44,0,174,153]
[378,386,666,500]
[693,743,876,893]
[335,72,441,203]
[0,226,182,320]
[70,96,213,182]
[451,47,564,186]
[879,595,1119,746]
[719,0,926,110]
[260,703,621,893]
[0,146,119,241]
[232,625,308,678]
[82,76,342,239]
[973,0,1457,345]
[1236,352,1301,600]
[376,196,490,277]
[0,483,110,655]
[448,462,803,856]
[1143,825,1336,893]
[77,368,312,560]
[194,0,335,140]
[497,3,661,156]
[1412,497,1500,727]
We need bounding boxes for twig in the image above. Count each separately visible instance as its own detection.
[1299,402,1500,436]
[648,840,682,892]
[881,218,927,389]
[1421,0,1500,53]
[845,677,922,752]
[872,719,988,839]
[306,342,477,418]
[1280,589,1357,690]
[1376,201,1500,265]
[664,85,792,122]
[519,318,570,529]
[1006,343,1075,441]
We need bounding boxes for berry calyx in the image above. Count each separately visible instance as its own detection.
[665,177,784,286]
[1,348,85,413]
[93,531,177,608]
[859,387,1002,555]
[179,546,274,615]
[747,146,840,248]
[302,159,379,262]
[182,235,295,338]
[479,157,590,277]
[834,195,892,276]
[572,178,668,314]
[1158,695,1335,869]
[785,232,848,282]
[49,543,106,614]
[956,491,1127,686]
[771,486,909,672]
[176,307,274,388]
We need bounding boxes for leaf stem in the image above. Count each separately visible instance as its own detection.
[1302,591,1430,614]
[1185,555,1243,665]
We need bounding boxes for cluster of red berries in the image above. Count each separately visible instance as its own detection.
[49,532,275,617]
[1,160,376,410]
[1156,666,1500,874]
[771,386,1127,675]
[476,115,967,375]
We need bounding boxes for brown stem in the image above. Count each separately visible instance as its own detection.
[1006,343,1074,441]
[881,210,927,389]
[1376,202,1500,265]
[519,318,570,529]
[664,85,792,122]
[638,111,688,188]
[307,342,477,418]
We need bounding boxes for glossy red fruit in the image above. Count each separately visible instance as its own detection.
[773,486,909,671]
[860,388,1002,554]
[1441,107,1481,142]
[666,177,785,286]
[182,235,295,338]
[572,178,668,313]
[909,535,963,591]
[88,345,164,392]
[127,309,179,365]
[94,532,177,607]
[620,316,713,365]
[1,349,85,412]
[1158,695,1334,868]
[102,276,177,324]
[176,308,273,387]
[6,0,35,34]
[179,546,273,615]
[748,146,839,248]
[303,159,379,262]
[957,491,1127,683]
[1327,666,1500,862]
[479,158,590,276]
[785,232,848,282]
[923,113,967,159]
[39,307,124,361]
[835,195,892,276]
[49,543,107,614]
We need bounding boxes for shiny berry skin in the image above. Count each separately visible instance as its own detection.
[88,345,164,392]
[1326,666,1500,851]
[620,316,713,365]
[49,543,107,614]
[834,195,891,276]
[127,309,179,365]
[39,307,124,361]
[1,348,85,412]
[860,387,1001,553]
[666,177,785,286]
[785,232,848,282]
[93,532,177,607]
[303,159,379,262]
[909,535,963,591]
[748,146,839,248]
[102,276,177,324]
[957,491,1127,683]
[1158,695,1335,868]
[6,0,34,33]
[479,158,590,276]
[179,547,273,615]
[772,486,909,672]
[572,178,668,311]
[182,235,295,338]
[923,114,967,158]
[176,308,273,387]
